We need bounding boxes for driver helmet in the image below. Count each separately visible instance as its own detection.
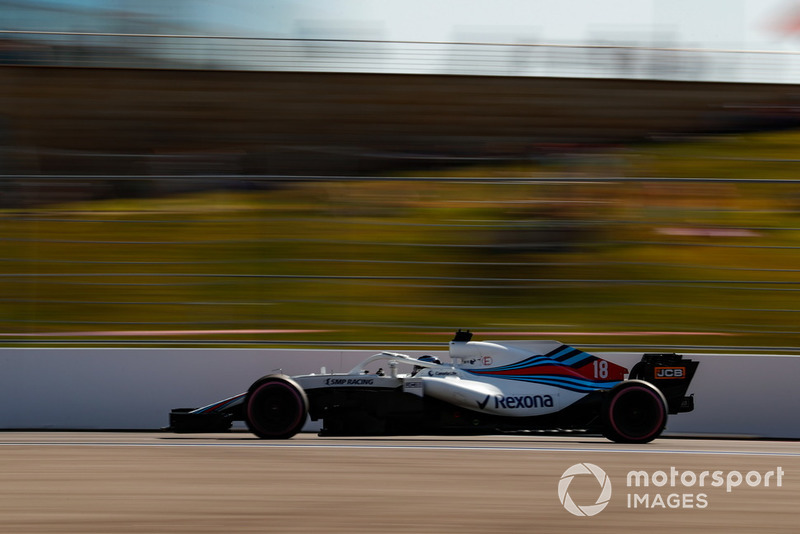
[413,354,441,374]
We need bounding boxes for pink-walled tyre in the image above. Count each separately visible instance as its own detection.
[245,375,308,439]
[602,380,667,444]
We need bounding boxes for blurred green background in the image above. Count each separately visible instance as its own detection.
[3,129,800,350]
[3,10,800,351]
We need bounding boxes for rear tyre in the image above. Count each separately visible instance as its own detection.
[602,380,667,444]
[245,375,308,439]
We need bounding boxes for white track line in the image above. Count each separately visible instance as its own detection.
[0,440,798,457]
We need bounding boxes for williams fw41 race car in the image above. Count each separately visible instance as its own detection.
[168,331,699,443]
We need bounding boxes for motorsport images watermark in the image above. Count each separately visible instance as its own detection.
[558,463,785,516]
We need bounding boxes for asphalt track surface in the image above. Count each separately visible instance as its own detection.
[1,433,798,533]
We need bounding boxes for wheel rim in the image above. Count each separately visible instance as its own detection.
[609,385,665,441]
[247,381,305,437]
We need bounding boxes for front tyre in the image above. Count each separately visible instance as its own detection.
[602,380,667,444]
[245,375,308,439]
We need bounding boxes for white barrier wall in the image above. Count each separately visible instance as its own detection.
[0,348,435,430]
[1,348,798,438]
[602,352,800,439]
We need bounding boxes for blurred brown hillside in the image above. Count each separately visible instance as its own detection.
[1,66,799,175]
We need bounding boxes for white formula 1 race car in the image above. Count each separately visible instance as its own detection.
[169,331,698,443]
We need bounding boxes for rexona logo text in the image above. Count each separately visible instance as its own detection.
[477,394,554,410]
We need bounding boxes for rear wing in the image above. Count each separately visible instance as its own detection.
[629,353,699,414]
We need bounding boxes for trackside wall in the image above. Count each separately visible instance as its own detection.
[0,348,796,438]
